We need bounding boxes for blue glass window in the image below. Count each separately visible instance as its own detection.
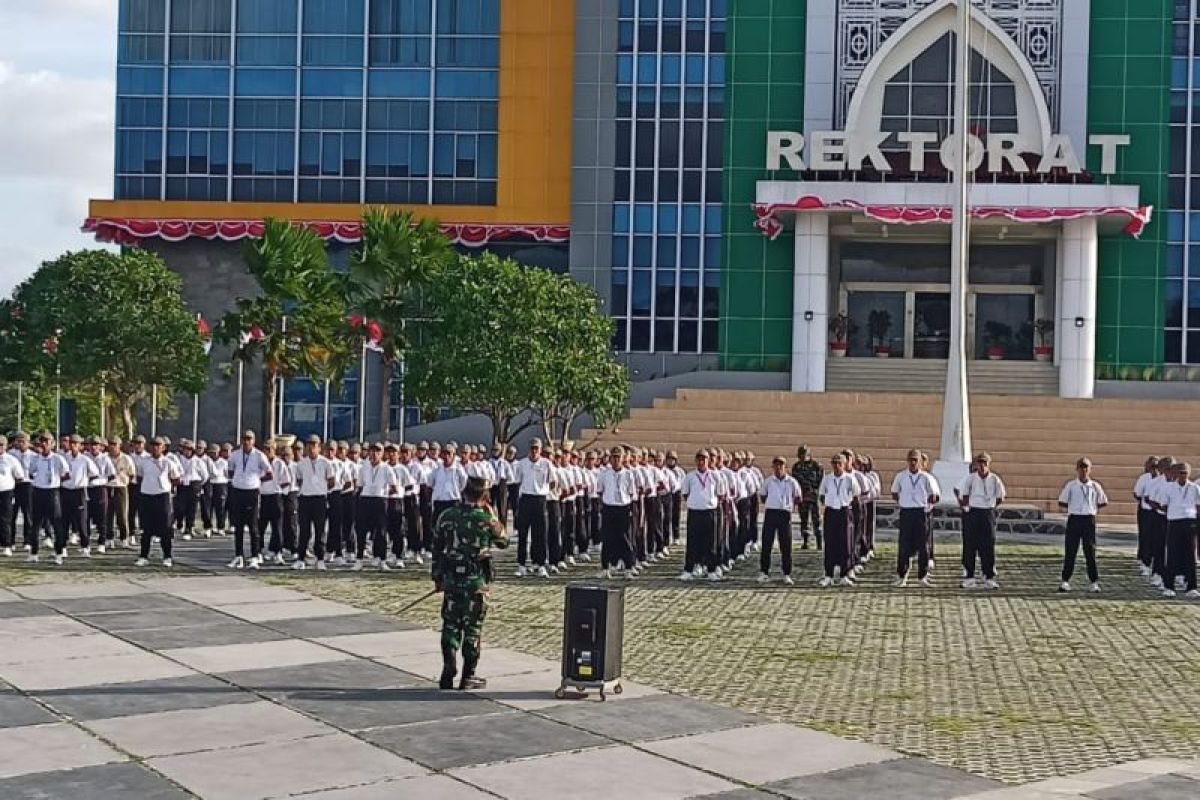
[121,0,168,33]
[303,0,364,33]
[302,36,365,66]
[370,0,433,34]
[118,66,165,94]
[302,68,363,96]
[368,69,431,97]
[437,0,499,34]
[238,0,298,33]
[235,67,296,95]
[237,36,296,66]
[168,66,230,95]
[170,0,232,33]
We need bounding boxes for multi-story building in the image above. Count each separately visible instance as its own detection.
[87,0,1188,440]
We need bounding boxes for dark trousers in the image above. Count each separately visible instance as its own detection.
[670,492,682,541]
[357,497,387,559]
[560,499,576,559]
[283,493,298,551]
[491,481,508,527]
[140,494,173,559]
[864,500,877,554]
[326,493,344,556]
[964,508,997,579]
[735,497,752,553]
[515,494,547,566]
[822,507,852,578]
[547,499,562,564]
[507,483,520,529]
[297,495,328,561]
[87,485,110,543]
[200,483,213,530]
[210,483,229,530]
[1062,514,1098,584]
[760,508,792,575]
[798,500,821,537]
[749,494,761,545]
[646,495,665,554]
[261,494,285,554]
[631,497,645,562]
[685,508,717,572]
[1136,506,1151,567]
[419,488,434,550]
[175,483,199,533]
[30,487,61,555]
[897,508,930,579]
[229,487,262,558]
[404,495,422,554]
[386,497,405,559]
[12,482,32,542]
[601,504,634,569]
[591,498,603,546]
[574,497,590,554]
[1149,513,1169,581]
[61,488,88,549]
[1166,518,1198,591]
[341,493,358,556]
[0,490,12,548]
[108,486,130,541]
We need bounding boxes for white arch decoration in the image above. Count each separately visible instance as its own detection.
[843,0,1053,155]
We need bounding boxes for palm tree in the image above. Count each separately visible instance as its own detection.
[345,208,453,436]
[217,219,348,436]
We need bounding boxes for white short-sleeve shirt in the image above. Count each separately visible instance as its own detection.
[1058,478,1108,516]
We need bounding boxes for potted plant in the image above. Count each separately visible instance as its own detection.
[868,309,893,357]
[828,312,854,357]
[1033,318,1053,362]
[983,321,1013,360]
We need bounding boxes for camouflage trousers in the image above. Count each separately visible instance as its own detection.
[440,589,489,668]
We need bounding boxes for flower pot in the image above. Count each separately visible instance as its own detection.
[829,342,848,358]
[986,347,1006,361]
[1033,346,1052,362]
[874,346,891,358]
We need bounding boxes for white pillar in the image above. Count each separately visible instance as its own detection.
[790,213,830,392]
[1058,216,1098,399]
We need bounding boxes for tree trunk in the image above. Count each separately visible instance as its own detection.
[121,400,136,440]
[262,366,277,437]
[378,357,394,437]
[489,407,506,448]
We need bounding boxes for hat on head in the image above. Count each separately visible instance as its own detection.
[13,430,28,440]
[529,438,543,448]
[84,435,98,445]
[242,430,256,439]
[133,434,147,443]
[369,442,383,451]
[109,437,122,446]
[274,434,295,450]
[350,442,362,452]
[207,443,218,452]
[306,434,321,444]
[443,443,457,453]
[180,439,193,449]
[152,436,167,446]
[400,442,413,453]
[418,440,429,449]
[465,475,490,495]
[667,450,678,459]
[69,434,83,444]
[384,442,397,451]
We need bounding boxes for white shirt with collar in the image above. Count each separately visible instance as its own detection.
[682,469,720,510]
[228,447,273,491]
[180,454,207,484]
[141,455,181,496]
[260,457,290,496]
[1133,471,1156,511]
[600,466,637,506]
[1058,478,1108,516]
[359,460,398,498]
[89,452,117,488]
[112,451,137,488]
[389,461,416,495]
[1161,480,1200,520]
[760,474,802,510]
[514,456,552,497]
[295,455,334,497]
[819,473,857,509]
[0,452,28,492]
[892,469,937,509]
[14,448,35,481]
[209,456,230,484]
[956,472,1007,509]
[31,452,70,489]
[1148,474,1172,515]
[63,452,99,490]
[427,462,467,502]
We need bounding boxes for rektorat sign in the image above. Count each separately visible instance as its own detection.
[765,131,1131,176]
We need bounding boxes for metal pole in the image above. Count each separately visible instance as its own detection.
[357,340,367,441]
[236,361,244,438]
[16,382,22,432]
[398,353,406,444]
[934,0,974,494]
[99,386,106,439]
[150,384,158,438]
[323,379,331,441]
[192,394,199,442]
[55,385,62,440]
[278,315,287,436]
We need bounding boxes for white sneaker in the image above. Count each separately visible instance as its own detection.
[228,556,244,569]
[332,556,346,566]
[858,556,868,566]
[1059,581,1071,593]
[1090,582,1102,593]
[919,576,934,588]
[548,565,559,575]
[1162,588,1177,598]
[96,544,106,554]
[350,559,363,572]
[1151,575,1164,589]
[927,558,935,571]
[162,558,173,568]
[736,553,746,563]
[984,579,1000,590]
[316,560,327,571]
[413,553,424,565]
[42,537,53,549]
[386,555,398,567]
[692,565,705,577]
[536,566,549,578]
[961,578,977,589]
[714,566,723,578]
[960,567,967,579]
[182,534,192,542]
[515,565,527,578]
[557,560,568,571]
[273,553,286,566]
[80,548,91,559]
[726,560,735,571]
[249,556,261,570]
[26,554,39,563]
[204,529,213,538]
[23,543,30,552]
[567,556,577,566]
[124,539,137,549]
[579,552,592,563]
[753,542,762,553]
[1,547,11,557]
[53,554,64,566]
[630,564,641,576]
[755,572,769,583]
[1139,564,1151,577]
[69,534,79,546]
[818,576,833,587]
[783,575,795,585]
[893,576,908,588]
[660,547,669,558]
[293,559,308,570]
[833,566,842,579]
[134,557,149,567]
[678,571,693,582]
[839,576,855,587]
[866,549,875,561]
[707,571,722,582]
[1175,577,1187,591]
[1186,589,1200,600]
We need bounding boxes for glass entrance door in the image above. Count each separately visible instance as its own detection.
[974,293,1036,360]
[913,292,950,359]
[846,290,905,357]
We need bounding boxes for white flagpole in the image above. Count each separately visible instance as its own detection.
[323,379,331,440]
[16,382,23,432]
[277,316,288,436]
[99,386,106,439]
[398,353,406,445]
[150,384,158,438]
[192,394,199,442]
[236,361,244,438]
[357,340,367,441]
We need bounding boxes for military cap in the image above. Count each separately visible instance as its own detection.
[529,438,543,448]
[108,437,121,446]
[465,475,490,494]
[152,436,167,446]
[306,434,321,444]
[83,435,97,445]
[349,442,363,452]
[133,434,147,443]
[369,442,384,451]
[443,443,457,453]
[384,442,397,451]
[1076,457,1092,468]
[610,445,624,456]
[12,430,28,440]
[242,430,256,440]
[562,441,574,452]
[418,440,429,449]
[207,442,219,452]
[430,441,441,449]
[667,450,678,459]
[400,442,414,453]
[162,436,172,446]
[69,434,83,444]
[180,439,193,448]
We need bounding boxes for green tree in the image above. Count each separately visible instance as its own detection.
[406,253,629,446]
[215,219,349,436]
[0,250,208,438]
[345,208,453,435]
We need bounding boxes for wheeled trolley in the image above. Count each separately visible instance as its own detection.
[557,584,624,701]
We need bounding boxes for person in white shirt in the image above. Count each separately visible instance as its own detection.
[9,432,35,548]
[226,430,274,569]
[642,449,666,562]
[1150,461,1200,598]
[598,446,638,577]
[919,451,940,570]
[175,440,205,541]
[62,434,99,556]
[259,440,292,565]
[512,439,553,577]
[208,443,230,535]
[357,442,399,571]
[666,451,685,545]
[107,437,138,549]
[1132,456,1160,577]
[746,452,764,553]
[85,436,117,551]
[955,452,1007,589]
[758,457,802,584]
[322,441,347,564]
[890,449,940,587]
[857,455,882,565]
[0,435,29,557]
[1145,456,1174,589]
[548,448,572,572]
[28,434,69,562]
[136,436,182,567]
[293,434,335,570]
[1056,457,1109,593]
[428,444,469,533]
[730,452,754,558]
[680,450,722,581]
[818,453,858,586]
[488,444,511,527]
[340,442,362,561]
[384,442,418,568]
[398,444,426,564]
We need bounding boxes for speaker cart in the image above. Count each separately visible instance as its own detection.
[556,583,625,701]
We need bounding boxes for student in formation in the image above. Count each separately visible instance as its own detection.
[356,442,398,572]
[294,434,335,571]
[597,445,636,578]
[0,435,29,558]
[135,437,182,568]
[226,430,273,570]
[1057,457,1109,593]
[891,448,939,587]
[1132,456,1160,578]
[757,456,801,584]
[680,449,721,582]
[512,438,552,578]
[1146,456,1175,589]
[918,451,939,570]
[955,453,1006,589]
[107,437,137,549]
[208,443,230,536]
[1151,461,1200,599]
[818,453,857,587]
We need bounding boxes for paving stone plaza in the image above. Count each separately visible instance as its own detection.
[0,533,1198,799]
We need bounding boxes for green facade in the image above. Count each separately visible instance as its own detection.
[720,0,806,372]
[1088,0,1172,370]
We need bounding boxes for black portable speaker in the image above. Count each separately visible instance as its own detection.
[561,584,624,683]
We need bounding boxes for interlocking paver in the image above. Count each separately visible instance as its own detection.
[261,612,419,638]
[0,601,52,619]
[36,674,258,720]
[284,685,504,730]
[0,692,58,729]
[317,629,442,658]
[213,597,362,622]
[221,658,422,697]
[0,762,192,800]
[0,723,125,779]
[13,580,148,600]
[77,606,236,632]
[45,594,197,615]
[294,774,494,799]
[0,631,143,665]
[115,620,288,650]
[163,638,352,673]
[0,651,195,692]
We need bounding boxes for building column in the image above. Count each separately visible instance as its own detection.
[1058,216,1098,399]
[790,213,830,392]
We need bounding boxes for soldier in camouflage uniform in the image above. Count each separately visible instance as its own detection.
[791,445,824,550]
[432,476,509,690]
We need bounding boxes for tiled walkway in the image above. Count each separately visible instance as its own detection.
[0,576,1196,799]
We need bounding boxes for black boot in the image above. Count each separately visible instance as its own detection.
[815,531,823,551]
[458,660,486,691]
[439,644,457,690]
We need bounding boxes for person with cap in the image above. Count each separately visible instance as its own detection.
[428,444,469,534]
[322,441,346,565]
[746,452,765,552]
[1057,457,1109,593]
[107,437,137,549]
[61,434,99,557]
[10,432,34,550]
[176,439,206,541]
[489,444,512,528]
[665,450,685,545]
[818,453,857,587]
[27,434,69,562]
[680,449,721,582]
[791,445,824,550]
[1132,456,1161,578]
[431,475,508,690]
[512,438,553,578]
[0,435,29,557]
[1145,456,1176,590]
[282,440,302,558]
[572,449,593,562]
[226,430,274,569]
[384,442,416,568]
[504,445,520,531]
[419,442,439,553]
[261,438,295,565]
[293,434,335,570]
[208,443,230,536]
[955,452,1007,590]
[196,439,214,535]
[129,434,148,538]
[85,436,116,552]
[1149,461,1200,599]
[136,436,182,567]
[597,445,636,578]
[891,449,939,588]
[357,442,400,571]
[397,444,425,565]
[759,456,802,584]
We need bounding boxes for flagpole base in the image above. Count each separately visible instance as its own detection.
[931,459,971,508]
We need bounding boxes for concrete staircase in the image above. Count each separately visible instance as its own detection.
[826,358,1059,395]
[590,389,1200,524]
